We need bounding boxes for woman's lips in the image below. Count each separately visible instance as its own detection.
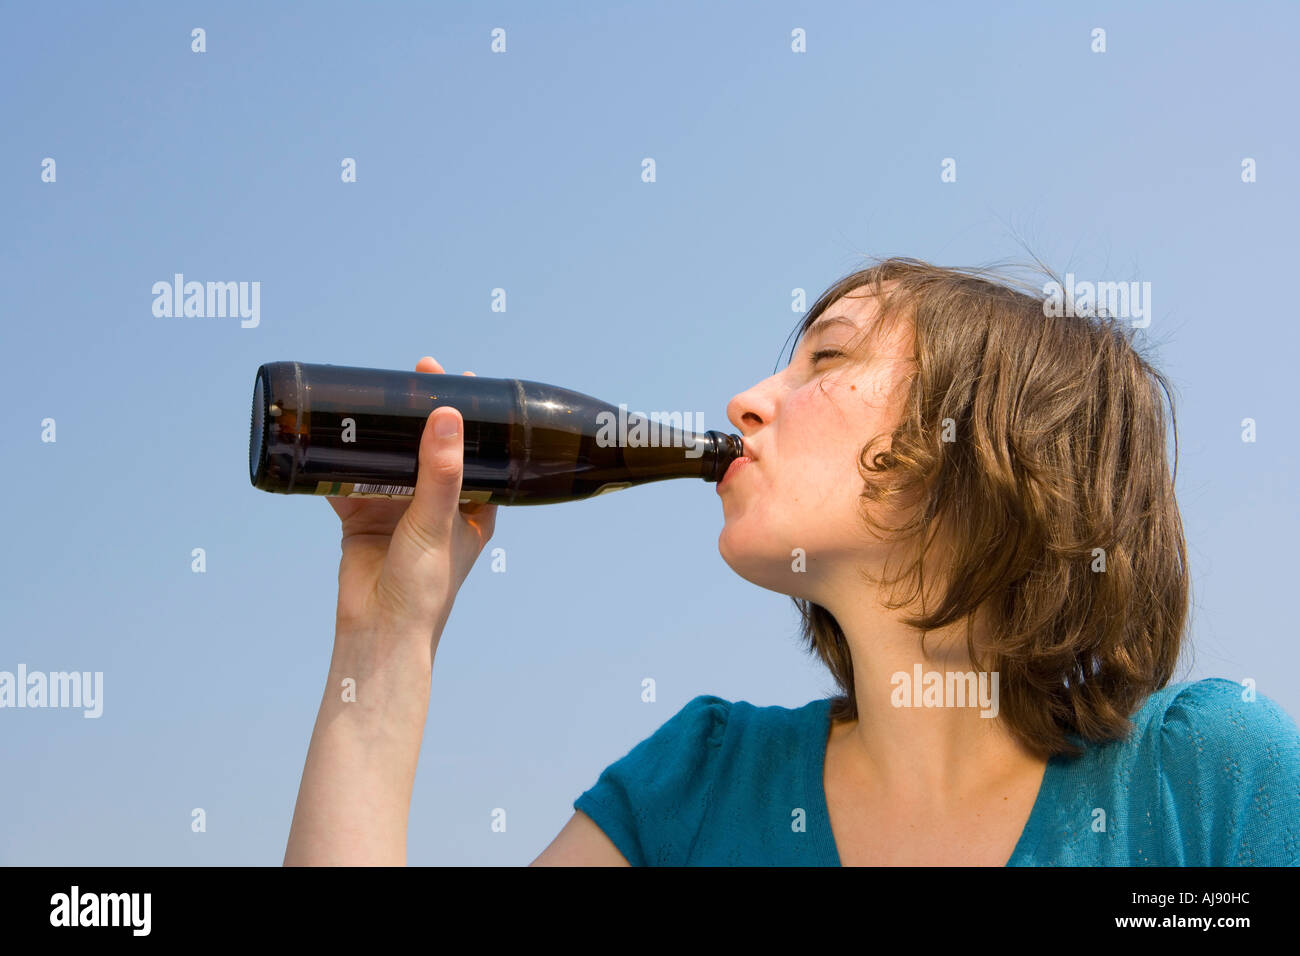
[716,456,753,494]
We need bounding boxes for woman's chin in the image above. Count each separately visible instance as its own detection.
[717,531,811,598]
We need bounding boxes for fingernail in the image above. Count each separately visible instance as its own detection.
[434,412,459,438]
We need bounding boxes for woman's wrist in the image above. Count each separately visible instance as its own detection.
[326,627,436,717]
[334,596,453,663]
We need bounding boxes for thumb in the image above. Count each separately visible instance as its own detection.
[391,408,465,564]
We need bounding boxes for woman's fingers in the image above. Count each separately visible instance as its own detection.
[381,407,466,611]
[414,359,486,519]
[415,357,475,377]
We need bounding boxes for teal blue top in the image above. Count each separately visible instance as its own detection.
[574,678,1300,865]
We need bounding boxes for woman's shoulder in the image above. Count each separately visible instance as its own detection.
[1028,679,1300,865]
[1070,677,1300,754]
[1058,678,1300,792]
[1147,677,1300,758]
[651,693,827,745]
[1125,678,1300,864]
[1079,677,1300,775]
[581,693,826,794]
[572,694,826,865]
[1150,678,1300,789]
[667,693,829,722]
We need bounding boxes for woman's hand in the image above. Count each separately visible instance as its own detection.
[284,355,498,866]
[328,356,498,651]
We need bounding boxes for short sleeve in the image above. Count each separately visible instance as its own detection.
[1159,678,1300,866]
[574,695,730,866]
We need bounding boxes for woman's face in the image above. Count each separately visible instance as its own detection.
[717,283,916,602]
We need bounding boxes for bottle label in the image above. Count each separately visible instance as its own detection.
[313,481,414,498]
[591,481,632,497]
[312,481,493,504]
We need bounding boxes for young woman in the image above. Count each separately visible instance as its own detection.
[283,258,1300,866]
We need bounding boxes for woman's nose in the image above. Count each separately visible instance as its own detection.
[727,384,772,436]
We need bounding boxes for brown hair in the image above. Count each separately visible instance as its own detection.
[788,257,1189,760]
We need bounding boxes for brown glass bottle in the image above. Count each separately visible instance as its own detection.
[248,361,745,506]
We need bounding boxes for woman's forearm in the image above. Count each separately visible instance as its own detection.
[284,632,435,866]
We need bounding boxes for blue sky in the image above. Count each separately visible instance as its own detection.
[2,0,1297,865]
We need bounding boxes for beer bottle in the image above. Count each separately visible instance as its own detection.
[248,361,745,506]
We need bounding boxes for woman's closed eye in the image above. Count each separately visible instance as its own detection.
[810,347,845,365]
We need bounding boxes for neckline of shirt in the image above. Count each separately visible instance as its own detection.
[803,697,1067,866]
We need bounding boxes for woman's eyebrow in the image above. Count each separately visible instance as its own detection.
[790,315,862,367]
[804,314,857,338]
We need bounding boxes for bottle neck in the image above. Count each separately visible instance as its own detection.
[700,430,744,482]
[613,427,744,482]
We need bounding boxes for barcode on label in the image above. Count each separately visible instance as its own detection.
[351,483,416,497]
